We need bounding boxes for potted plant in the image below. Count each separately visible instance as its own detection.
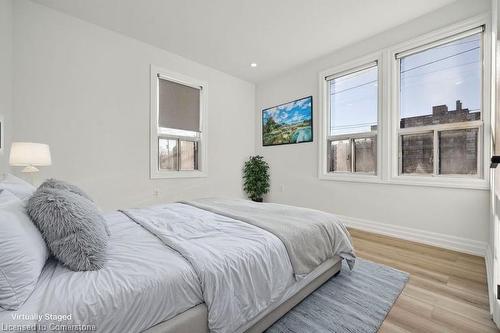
[243,155,270,202]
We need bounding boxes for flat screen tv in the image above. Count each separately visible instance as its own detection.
[262,96,313,146]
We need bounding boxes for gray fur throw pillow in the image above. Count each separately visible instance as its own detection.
[37,179,111,236]
[38,178,94,202]
[27,188,109,271]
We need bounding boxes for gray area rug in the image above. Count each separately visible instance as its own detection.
[266,258,409,333]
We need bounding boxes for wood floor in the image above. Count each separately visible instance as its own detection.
[348,228,498,333]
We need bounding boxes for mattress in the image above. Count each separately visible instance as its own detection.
[0,211,203,333]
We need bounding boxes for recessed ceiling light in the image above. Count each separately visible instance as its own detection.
[250,63,258,68]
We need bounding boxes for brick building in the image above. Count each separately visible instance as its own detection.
[400,100,479,175]
[400,100,480,128]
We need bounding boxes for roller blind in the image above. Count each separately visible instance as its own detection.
[158,78,200,132]
[395,25,484,59]
[324,61,377,81]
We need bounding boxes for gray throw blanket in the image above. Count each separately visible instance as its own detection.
[183,198,356,279]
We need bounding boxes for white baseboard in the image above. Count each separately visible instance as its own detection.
[339,214,487,257]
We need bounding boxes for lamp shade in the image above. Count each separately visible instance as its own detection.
[9,142,52,167]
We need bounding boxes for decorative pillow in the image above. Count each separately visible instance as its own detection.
[0,190,49,310]
[37,179,111,236]
[38,178,94,202]
[27,188,109,271]
[0,173,36,200]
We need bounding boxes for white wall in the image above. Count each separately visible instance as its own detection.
[255,0,491,249]
[12,0,255,211]
[0,0,13,170]
[11,0,492,251]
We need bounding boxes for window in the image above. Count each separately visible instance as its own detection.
[326,62,379,175]
[158,138,199,171]
[150,66,207,178]
[319,19,490,189]
[397,28,483,178]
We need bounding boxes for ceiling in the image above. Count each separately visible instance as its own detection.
[32,0,457,83]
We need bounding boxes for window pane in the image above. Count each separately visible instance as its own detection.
[439,128,478,175]
[180,141,198,171]
[159,138,178,170]
[354,137,376,173]
[159,127,200,138]
[401,133,434,174]
[400,34,481,128]
[329,65,378,135]
[329,139,351,172]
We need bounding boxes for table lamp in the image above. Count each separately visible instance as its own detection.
[9,142,52,184]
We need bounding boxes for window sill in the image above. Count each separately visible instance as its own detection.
[151,170,207,179]
[319,173,383,184]
[319,173,489,190]
[388,175,489,190]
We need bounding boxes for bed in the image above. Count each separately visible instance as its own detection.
[0,199,354,333]
[144,258,342,333]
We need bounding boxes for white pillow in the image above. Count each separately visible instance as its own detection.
[0,190,49,310]
[0,173,36,201]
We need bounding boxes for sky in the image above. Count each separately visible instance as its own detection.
[263,96,312,125]
[329,33,481,136]
[330,66,378,135]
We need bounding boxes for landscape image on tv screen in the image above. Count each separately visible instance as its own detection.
[262,96,313,146]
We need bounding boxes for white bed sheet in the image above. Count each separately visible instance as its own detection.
[0,211,203,333]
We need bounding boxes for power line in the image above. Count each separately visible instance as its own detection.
[329,47,480,96]
[401,46,479,73]
[330,122,377,129]
[330,80,377,95]
[402,59,479,81]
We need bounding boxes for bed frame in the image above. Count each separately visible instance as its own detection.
[143,257,342,333]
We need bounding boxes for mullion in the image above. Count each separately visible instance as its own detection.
[350,138,355,173]
[433,130,439,176]
[176,139,180,171]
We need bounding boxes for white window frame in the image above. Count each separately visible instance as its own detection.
[388,16,490,190]
[318,15,491,190]
[150,65,208,179]
[318,52,383,183]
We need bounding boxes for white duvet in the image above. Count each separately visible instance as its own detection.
[0,211,204,333]
[122,203,295,333]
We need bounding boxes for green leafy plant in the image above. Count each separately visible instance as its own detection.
[243,155,270,202]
